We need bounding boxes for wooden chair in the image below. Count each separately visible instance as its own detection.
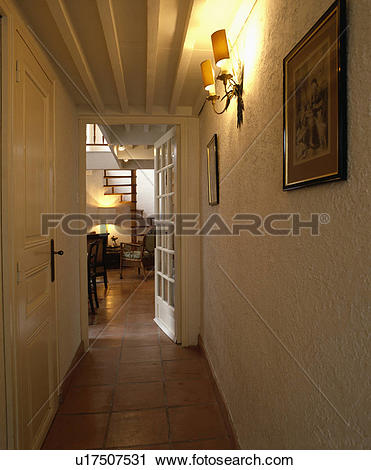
[88,240,99,314]
[87,233,108,288]
[120,227,156,279]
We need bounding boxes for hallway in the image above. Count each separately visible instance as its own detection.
[42,269,235,450]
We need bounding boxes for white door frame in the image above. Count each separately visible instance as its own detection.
[78,115,200,348]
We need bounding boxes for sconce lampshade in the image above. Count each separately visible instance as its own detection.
[200,60,215,92]
[211,29,230,67]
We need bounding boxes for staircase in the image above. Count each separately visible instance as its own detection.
[103,169,154,243]
[104,169,138,242]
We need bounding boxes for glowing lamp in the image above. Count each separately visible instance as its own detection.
[200,60,216,96]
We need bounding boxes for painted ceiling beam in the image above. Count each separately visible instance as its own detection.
[46,0,104,112]
[193,87,206,116]
[96,0,129,114]
[168,0,195,114]
[146,0,160,114]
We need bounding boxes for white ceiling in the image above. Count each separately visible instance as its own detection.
[15,0,246,116]
[101,124,171,145]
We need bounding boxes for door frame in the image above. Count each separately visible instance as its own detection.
[78,115,201,348]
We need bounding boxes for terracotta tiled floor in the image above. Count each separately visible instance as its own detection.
[42,268,235,450]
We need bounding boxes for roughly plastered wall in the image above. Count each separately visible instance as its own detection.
[199,0,370,449]
[55,83,82,380]
[137,170,155,217]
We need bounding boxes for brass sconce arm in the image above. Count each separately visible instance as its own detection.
[200,29,245,128]
[207,71,244,127]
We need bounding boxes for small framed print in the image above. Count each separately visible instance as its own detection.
[206,134,219,205]
[283,0,347,190]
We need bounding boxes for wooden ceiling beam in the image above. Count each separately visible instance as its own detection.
[192,87,206,116]
[168,0,195,114]
[146,0,160,114]
[96,0,129,113]
[46,0,104,112]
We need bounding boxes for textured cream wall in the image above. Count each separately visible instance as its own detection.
[55,83,82,380]
[199,0,370,449]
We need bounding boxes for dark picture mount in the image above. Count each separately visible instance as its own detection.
[283,0,347,190]
[206,134,219,206]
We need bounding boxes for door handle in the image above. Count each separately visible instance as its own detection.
[51,239,64,282]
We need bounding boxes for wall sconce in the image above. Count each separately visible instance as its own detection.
[201,29,244,128]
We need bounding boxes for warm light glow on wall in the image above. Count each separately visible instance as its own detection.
[97,196,119,208]
[228,1,264,86]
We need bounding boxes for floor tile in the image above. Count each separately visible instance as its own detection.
[129,443,171,450]
[43,268,234,451]
[99,326,126,338]
[113,382,165,411]
[165,379,216,407]
[161,344,203,361]
[159,332,175,345]
[172,437,235,450]
[121,346,161,363]
[117,361,163,383]
[79,347,121,367]
[125,324,158,335]
[106,409,168,448]
[125,314,155,324]
[70,365,117,387]
[59,385,114,414]
[123,333,159,348]
[91,337,123,349]
[169,404,226,443]
[43,414,109,449]
[163,359,210,382]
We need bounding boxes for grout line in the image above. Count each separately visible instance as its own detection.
[58,399,219,416]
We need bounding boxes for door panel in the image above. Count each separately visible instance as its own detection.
[13,31,57,449]
[154,127,177,341]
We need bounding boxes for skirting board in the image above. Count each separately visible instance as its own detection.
[198,335,240,449]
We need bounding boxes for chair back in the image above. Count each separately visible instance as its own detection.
[143,227,156,253]
[87,233,108,268]
[88,240,99,277]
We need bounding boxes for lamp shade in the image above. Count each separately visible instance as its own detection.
[200,60,215,91]
[211,29,230,67]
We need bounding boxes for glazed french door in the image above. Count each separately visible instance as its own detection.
[154,127,177,341]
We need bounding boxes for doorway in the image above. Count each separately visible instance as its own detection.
[84,123,178,343]
[78,116,200,349]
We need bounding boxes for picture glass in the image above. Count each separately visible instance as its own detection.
[283,0,346,189]
[207,134,219,205]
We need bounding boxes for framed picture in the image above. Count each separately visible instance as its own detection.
[206,134,219,205]
[283,0,347,190]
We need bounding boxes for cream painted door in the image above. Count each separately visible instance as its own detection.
[154,127,177,341]
[13,32,58,449]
